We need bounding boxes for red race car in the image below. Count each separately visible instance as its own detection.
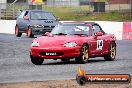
[30,22,116,65]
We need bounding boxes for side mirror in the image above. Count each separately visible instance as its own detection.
[24,16,29,20]
[45,32,50,36]
[96,32,103,36]
[56,17,60,21]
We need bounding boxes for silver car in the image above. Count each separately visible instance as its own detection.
[15,10,58,37]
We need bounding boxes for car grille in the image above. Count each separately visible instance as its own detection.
[34,26,55,29]
[44,26,55,28]
[43,26,55,30]
[39,52,64,56]
[34,26,55,33]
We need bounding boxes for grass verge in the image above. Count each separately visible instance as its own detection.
[42,6,132,21]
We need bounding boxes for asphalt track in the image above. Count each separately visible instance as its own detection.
[0,33,132,83]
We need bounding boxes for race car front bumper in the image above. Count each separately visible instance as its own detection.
[30,46,81,59]
[31,26,55,35]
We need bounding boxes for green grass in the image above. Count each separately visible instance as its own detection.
[41,6,132,21]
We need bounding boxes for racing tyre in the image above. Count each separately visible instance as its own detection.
[30,54,44,65]
[76,75,87,85]
[15,26,22,37]
[26,28,34,38]
[75,44,89,64]
[61,58,70,62]
[104,42,116,61]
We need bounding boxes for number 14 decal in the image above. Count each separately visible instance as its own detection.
[96,40,103,50]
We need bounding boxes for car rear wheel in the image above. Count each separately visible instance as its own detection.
[61,58,70,62]
[30,54,44,65]
[75,44,89,64]
[104,42,116,61]
[26,28,34,38]
[15,26,22,37]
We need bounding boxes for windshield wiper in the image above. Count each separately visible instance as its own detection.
[74,34,88,36]
[53,33,67,35]
[38,19,48,20]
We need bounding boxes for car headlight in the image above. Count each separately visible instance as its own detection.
[31,41,40,47]
[64,42,77,47]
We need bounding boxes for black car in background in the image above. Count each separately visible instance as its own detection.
[15,10,58,37]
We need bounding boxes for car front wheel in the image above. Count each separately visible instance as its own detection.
[26,28,34,38]
[75,44,89,64]
[104,42,116,61]
[15,26,22,37]
[30,54,44,65]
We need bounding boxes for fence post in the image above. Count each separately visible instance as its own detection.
[6,3,7,19]
[70,0,71,7]
[96,2,99,13]
[53,0,55,7]
[130,0,132,13]
[13,4,15,19]
[108,0,110,12]
[0,3,2,19]
[118,0,120,12]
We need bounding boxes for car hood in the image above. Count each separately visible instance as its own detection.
[30,20,58,26]
[34,35,88,47]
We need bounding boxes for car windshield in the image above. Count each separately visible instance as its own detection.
[30,11,56,20]
[51,24,90,36]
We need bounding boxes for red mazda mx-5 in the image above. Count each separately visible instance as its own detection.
[30,22,116,65]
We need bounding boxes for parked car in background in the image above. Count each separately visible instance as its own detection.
[30,22,116,65]
[15,10,58,37]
